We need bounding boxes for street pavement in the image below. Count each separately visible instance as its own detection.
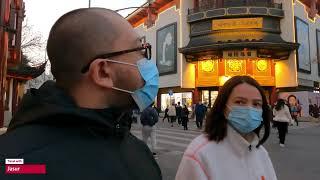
[1,119,319,180]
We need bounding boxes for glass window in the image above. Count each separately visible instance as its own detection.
[210,91,219,107]
[202,90,209,105]
[161,92,192,111]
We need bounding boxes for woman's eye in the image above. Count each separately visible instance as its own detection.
[254,103,262,108]
[235,101,245,105]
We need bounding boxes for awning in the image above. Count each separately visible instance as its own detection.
[179,30,299,60]
[7,61,47,80]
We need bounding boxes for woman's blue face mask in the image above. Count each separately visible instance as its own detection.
[226,105,263,134]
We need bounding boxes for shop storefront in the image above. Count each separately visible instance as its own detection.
[180,12,298,105]
[160,92,193,111]
[200,90,218,108]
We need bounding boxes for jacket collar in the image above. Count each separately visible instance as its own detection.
[8,81,132,137]
[226,125,260,157]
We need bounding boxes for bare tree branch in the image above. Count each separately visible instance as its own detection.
[21,19,45,64]
[22,20,53,89]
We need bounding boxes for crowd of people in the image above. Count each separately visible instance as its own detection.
[161,101,207,130]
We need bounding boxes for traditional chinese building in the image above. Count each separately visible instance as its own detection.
[128,0,320,117]
[0,0,46,127]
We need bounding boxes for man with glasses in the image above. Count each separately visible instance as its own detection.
[0,8,161,180]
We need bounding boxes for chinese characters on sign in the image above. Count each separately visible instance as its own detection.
[212,18,263,30]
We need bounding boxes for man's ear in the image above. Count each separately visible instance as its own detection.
[88,59,114,88]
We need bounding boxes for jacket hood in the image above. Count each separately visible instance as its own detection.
[8,81,132,135]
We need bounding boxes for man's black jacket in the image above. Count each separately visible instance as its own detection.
[0,81,162,180]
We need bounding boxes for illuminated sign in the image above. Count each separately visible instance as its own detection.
[201,60,215,72]
[256,60,268,72]
[212,18,263,30]
[227,60,243,72]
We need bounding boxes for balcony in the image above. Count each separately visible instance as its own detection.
[187,1,284,23]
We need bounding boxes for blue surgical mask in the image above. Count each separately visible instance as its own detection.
[108,58,159,111]
[227,106,263,134]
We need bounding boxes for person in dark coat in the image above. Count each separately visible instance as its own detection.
[162,106,170,122]
[313,104,319,118]
[309,104,314,117]
[141,104,158,155]
[176,102,183,125]
[195,102,207,129]
[0,8,161,180]
[181,105,189,130]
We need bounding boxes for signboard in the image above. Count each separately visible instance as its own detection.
[212,18,263,30]
[295,17,311,73]
[168,90,173,96]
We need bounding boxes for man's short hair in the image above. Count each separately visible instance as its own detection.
[47,8,122,90]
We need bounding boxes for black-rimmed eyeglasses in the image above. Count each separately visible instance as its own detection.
[81,43,152,73]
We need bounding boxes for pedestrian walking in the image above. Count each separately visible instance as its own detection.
[140,103,159,156]
[313,104,319,118]
[309,103,314,117]
[181,105,189,130]
[153,104,160,117]
[273,99,293,147]
[0,8,162,180]
[176,76,276,180]
[195,102,207,129]
[163,106,170,122]
[176,102,183,125]
[168,103,177,127]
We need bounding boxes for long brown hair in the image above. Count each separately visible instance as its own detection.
[204,76,271,147]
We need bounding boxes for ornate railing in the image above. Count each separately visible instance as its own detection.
[188,2,282,15]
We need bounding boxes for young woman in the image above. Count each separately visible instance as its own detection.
[273,99,293,147]
[176,76,276,180]
[168,103,177,127]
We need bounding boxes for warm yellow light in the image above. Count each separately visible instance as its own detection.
[219,76,231,86]
[227,60,243,72]
[201,60,214,72]
[256,60,268,72]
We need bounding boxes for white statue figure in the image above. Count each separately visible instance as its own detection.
[160,32,173,66]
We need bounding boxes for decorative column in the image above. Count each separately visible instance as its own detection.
[0,0,10,127]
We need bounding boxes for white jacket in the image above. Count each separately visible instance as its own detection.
[176,125,277,180]
[273,105,292,123]
[168,106,176,116]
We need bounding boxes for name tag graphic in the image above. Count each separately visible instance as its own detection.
[4,158,46,174]
[5,159,24,164]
